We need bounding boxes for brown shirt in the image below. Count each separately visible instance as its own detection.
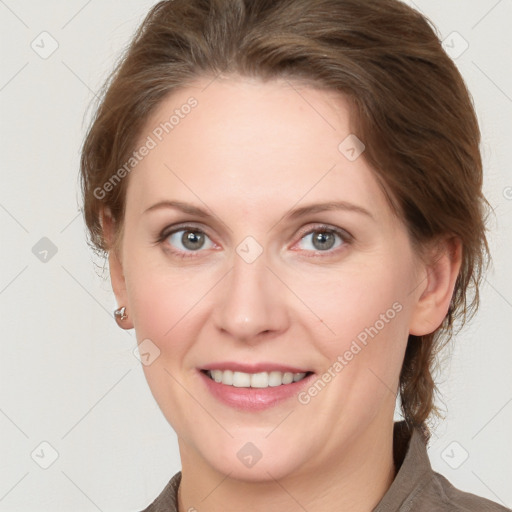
[140,421,509,511]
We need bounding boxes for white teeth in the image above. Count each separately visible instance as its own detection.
[282,372,294,384]
[211,370,223,383]
[206,369,308,388]
[268,371,284,387]
[222,369,233,385]
[250,372,268,388]
[232,371,251,387]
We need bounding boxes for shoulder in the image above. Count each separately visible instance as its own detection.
[375,422,510,512]
[414,470,510,511]
[138,471,181,512]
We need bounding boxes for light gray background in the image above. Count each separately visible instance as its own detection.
[0,0,511,510]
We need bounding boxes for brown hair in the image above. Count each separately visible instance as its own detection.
[80,0,491,438]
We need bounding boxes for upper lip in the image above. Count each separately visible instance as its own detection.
[200,362,312,374]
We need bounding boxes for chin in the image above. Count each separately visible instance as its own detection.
[199,440,307,483]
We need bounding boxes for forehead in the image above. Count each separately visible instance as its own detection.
[126,76,390,222]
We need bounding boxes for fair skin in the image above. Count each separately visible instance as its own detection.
[104,75,461,511]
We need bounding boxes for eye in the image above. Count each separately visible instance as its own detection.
[159,225,215,258]
[157,223,352,259]
[294,224,351,256]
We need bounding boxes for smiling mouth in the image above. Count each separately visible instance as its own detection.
[201,369,314,388]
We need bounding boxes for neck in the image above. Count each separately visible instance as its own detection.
[177,417,397,512]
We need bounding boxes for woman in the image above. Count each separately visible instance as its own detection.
[80,0,508,510]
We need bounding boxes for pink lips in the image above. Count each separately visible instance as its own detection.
[197,362,315,411]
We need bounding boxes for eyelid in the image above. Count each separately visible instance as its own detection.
[290,223,353,256]
[156,222,353,257]
[156,222,217,254]
[294,223,353,243]
[157,221,212,242]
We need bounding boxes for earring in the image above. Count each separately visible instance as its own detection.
[114,306,128,328]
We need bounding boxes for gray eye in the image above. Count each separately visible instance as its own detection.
[167,229,213,252]
[297,229,343,252]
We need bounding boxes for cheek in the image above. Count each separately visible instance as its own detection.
[295,255,414,396]
[124,263,204,433]
[301,264,409,343]
[128,277,173,339]
[122,241,193,348]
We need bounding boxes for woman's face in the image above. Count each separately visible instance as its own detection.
[111,76,429,481]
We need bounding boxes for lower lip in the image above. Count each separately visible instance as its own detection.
[198,370,315,411]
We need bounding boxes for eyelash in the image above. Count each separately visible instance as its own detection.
[155,223,353,259]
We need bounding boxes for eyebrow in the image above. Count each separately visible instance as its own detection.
[143,199,374,221]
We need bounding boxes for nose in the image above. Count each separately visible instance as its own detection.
[212,250,290,344]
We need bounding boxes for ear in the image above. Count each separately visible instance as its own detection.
[409,237,462,336]
[101,208,134,329]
